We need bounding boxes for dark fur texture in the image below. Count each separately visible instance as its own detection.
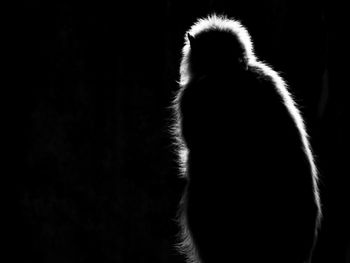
[171,14,321,263]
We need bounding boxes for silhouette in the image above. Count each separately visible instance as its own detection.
[171,14,321,263]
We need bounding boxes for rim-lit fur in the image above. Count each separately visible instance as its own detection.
[171,13,322,263]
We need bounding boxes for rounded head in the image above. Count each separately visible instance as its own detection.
[181,14,256,79]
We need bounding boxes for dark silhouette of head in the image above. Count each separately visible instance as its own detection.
[181,14,255,80]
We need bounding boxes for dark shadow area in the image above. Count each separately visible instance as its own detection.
[176,16,320,263]
[9,1,348,262]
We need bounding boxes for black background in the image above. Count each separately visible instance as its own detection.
[10,0,349,262]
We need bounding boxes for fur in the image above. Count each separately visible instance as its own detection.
[171,14,321,263]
